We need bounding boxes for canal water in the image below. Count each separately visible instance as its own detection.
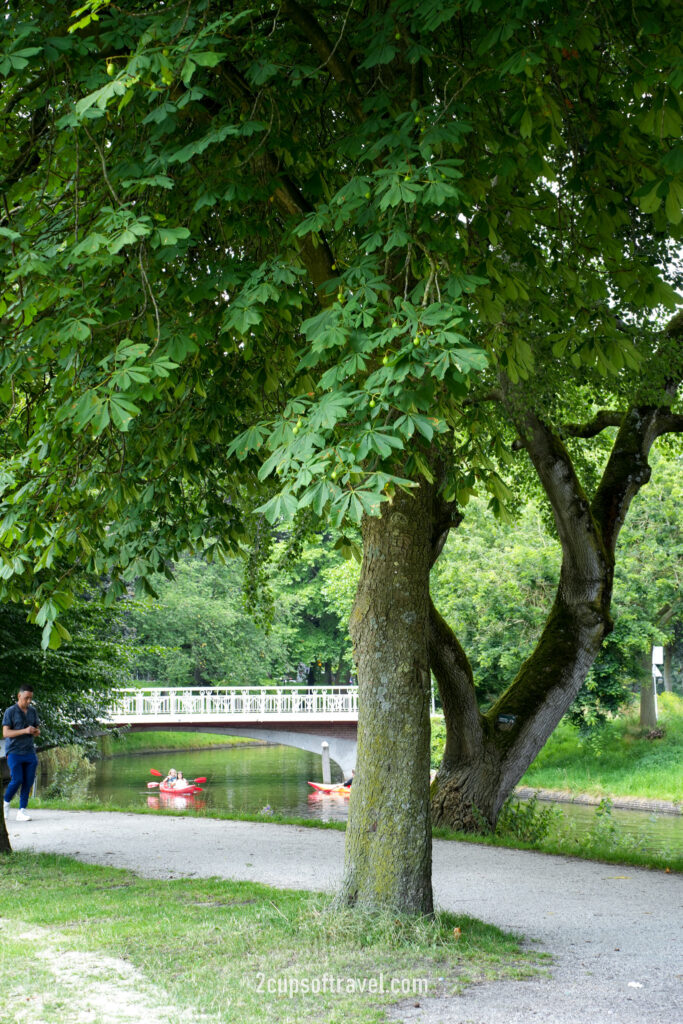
[89,743,350,823]
[65,743,682,853]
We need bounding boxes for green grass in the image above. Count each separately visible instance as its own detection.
[433,817,683,874]
[0,854,540,1024]
[100,730,261,756]
[28,794,683,874]
[520,693,683,803]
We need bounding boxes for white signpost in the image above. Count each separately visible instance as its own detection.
[651,646,664,720]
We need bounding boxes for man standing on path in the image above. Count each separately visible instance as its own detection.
[2,685,40,821]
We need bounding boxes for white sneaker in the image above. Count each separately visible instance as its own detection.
[2,802,10,817]
[16,809,31,821]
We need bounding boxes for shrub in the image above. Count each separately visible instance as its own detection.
[42,745,95,800]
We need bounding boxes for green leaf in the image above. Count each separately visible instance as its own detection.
[665,180,683,224]
[249,60,278,84]
[227,425,266,459]
[92,402,111,435]
[256,491,299,523]
[191,51,224,68]
[109,394,140,431]
[638,180,663,214]
[453,347,488,372]
[359,40,396,69]
[153,225,191,247]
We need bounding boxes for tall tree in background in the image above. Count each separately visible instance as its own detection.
[124,545,350,687]
[1,1,681,910]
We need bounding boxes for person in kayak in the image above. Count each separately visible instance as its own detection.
[343,769,355,788]
[162,769,178,789]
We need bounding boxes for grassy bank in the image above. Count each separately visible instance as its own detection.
[27,795,683,873]
[520,694,683,803]
[0,854,539,1024]
[431,694,683,804]
[100,730,261,757]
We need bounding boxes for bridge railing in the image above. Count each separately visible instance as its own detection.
[112,685,359,719]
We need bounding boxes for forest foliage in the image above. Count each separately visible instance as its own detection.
[115,448,683,722]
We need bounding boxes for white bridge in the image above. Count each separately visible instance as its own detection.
[110,685,359,775]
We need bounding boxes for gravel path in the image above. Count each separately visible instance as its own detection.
[8,810,682,1024]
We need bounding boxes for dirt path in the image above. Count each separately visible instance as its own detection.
[7,810,682,1024]
[0,917,218,1024]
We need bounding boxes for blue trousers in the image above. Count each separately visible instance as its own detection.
[4,752,38,808]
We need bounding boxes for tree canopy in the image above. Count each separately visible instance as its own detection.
[1,0,681,631]
[1,0,682,908]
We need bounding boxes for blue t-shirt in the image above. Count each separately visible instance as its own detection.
[2,703,39,756]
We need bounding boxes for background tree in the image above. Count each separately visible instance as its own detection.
[0,594,131,852]
[126,557,296,687]
[1,0,681,910]
[125,542,351,688]
[0,598,131,751]
[324,450,683,728]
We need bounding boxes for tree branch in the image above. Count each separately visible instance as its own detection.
[511,407,609,591]
[270,172,336,303]
[214,60,336,303]
[282,0,364,120]
[563,410,624,438]
[654,411,683,436]
[591,405,661,555]
[428,598,484,762]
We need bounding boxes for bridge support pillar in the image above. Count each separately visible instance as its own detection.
[321,742,331,784]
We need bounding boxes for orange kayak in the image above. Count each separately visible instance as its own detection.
[307,781,351,795]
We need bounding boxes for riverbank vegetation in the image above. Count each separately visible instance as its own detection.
[27,694,682,875]
[431,694,683,804]
[0,853,538,1024]
[99,730,261,757]
[521,694,683,803]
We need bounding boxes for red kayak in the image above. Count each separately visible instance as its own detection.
[307,781,351,795]
[159,783,202,795]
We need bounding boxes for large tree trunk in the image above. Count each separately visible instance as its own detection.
[337,482,434,915]
[432,403,667,832]
[639,651,659,727]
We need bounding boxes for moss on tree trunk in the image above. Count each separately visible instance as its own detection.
[431,402,668,834]
[337,482,434,915]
